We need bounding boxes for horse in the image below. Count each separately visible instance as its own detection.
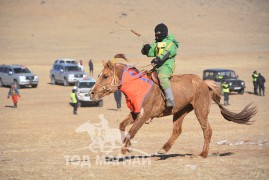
[89,56,257,158]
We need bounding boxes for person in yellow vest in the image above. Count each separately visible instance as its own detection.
[70,89,79,115]
[252,70,259,95]
[221,79,230,106]
[217,72,223,81]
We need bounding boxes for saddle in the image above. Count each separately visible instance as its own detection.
[145,70,160,85]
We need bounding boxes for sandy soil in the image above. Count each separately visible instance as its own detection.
[0,0,269,179]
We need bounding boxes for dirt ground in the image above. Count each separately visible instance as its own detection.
[0,0,269,179]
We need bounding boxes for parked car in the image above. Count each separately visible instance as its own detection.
[54,59,84,72]
[75,78,103,107]
[54,59,77,64]
[50,63,87,86]
[203,68,245,94]
[0,64,39,88]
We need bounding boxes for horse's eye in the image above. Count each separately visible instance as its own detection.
[103,75,109,79]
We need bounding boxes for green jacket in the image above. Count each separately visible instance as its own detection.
[147,34,179,67]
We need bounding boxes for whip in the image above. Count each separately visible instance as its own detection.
[109,21,150,44]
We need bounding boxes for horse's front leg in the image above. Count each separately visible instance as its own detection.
[119,113,137,143]
[121,113,148,155]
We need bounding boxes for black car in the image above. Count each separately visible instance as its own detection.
[203,69,245,94]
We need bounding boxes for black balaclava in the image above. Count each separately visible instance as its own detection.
[154,23,168,42]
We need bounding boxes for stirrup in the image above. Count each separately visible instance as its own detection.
[166,99,174,107]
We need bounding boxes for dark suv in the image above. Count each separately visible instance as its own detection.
[203,69,245,94]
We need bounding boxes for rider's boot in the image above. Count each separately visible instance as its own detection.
[164,88,175,107]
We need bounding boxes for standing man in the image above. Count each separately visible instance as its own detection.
[252,70,259,95]
[257,73,266,96]
[89,59,94,76]
[114,89,122,111]
[221,79,230,106]
[141,23,179,107]
[70,89,79,115]
[7,85,21,108]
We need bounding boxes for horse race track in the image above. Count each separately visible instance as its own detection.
[0,0,269,179]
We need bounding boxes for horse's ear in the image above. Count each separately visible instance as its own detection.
[106,60,114,70]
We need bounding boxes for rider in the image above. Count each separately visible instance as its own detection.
[141,23,179,107]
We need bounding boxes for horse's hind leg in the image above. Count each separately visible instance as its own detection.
[158,105,193,154]
[194,99,212,158]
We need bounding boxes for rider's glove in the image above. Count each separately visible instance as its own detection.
[141,44,151,55]
[151,57,161,65]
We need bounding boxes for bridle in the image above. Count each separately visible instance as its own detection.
[94,64,121,95]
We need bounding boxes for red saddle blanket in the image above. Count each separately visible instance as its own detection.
[119,65,153,113]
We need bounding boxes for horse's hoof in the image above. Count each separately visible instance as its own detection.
[199,152,208,158]
[157,149,167,155]
[121,147,127,155]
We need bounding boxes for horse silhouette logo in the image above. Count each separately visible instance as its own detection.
[76,114,122,154]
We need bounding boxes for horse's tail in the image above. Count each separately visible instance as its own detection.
[204,80,257,124]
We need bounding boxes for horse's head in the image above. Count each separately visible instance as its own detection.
[90,60,124,100]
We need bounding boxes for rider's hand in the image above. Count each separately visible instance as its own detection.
[141,44,151,55]
[151,57,160,66]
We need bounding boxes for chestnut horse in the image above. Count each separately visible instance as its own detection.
[90,58,257,158]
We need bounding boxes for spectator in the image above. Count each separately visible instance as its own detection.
[114,89,122,111]
[257,73,266,96]
[7,85,21,108]
[216,72,223,81]
[89,59,94,76]
[221,79,230,106]
[252,70,259,95]
[70,89,79,115]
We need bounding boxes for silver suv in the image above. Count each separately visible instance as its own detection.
[0,64,39,88]
[50,63,87,86]
[54,59,84,72]
[75,78,103,107]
